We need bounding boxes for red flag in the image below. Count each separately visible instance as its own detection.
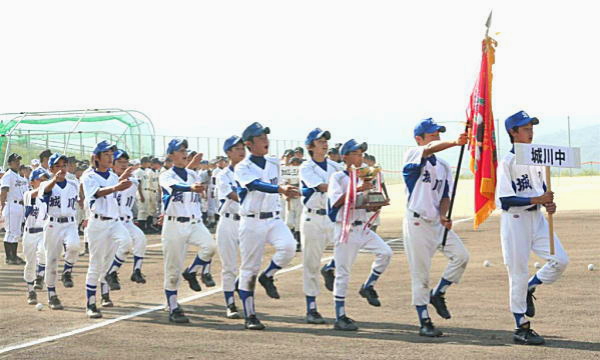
[467,36,498,229]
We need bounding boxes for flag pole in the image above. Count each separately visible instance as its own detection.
[442,11,492,247]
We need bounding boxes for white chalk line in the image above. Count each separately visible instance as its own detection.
[1,216,475,355]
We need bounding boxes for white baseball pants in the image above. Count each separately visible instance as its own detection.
[3,202,24,243]
[216,215,240,292]
[301,209,335,297]
[85,217,130,288]
[44,220,80,288]
[23,231,45,283]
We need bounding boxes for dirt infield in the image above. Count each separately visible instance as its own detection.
[1,208,599,359]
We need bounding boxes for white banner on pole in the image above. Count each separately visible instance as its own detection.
[515,143,581,168]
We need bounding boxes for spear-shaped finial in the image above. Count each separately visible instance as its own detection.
[485,10,493,37]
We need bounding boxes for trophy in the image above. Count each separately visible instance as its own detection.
[355,166,388,209]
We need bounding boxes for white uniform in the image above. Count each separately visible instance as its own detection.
[22,189,47,284]
[235,155,296,315]
[39,178,81,291]
[207,169,218,222]
[117,177,147,261]
[328,170,392,304]
[215,166,241,293]
[300,158,343,297]
[135,168,151,221]
[159,168,215,296]
[82,169,131,305]
[282,165,303,231]
[495,151,569,314]
[402,146,469,306]
[1,169,29,243]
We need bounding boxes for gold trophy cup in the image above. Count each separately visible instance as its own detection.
[355,166,388,209]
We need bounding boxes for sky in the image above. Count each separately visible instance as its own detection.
[1,0,599,147]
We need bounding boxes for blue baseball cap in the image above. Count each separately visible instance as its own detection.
[166,139,188,154]
[29,167,49,181]
[48,153,68,168]
[113,149,130,161]
[305,128,331,145]
[93,140,118,155]
[504,110,539,133]
[223,135,243,153]
[340,139,368,155]
[413,118,446,137]
[241,122,270,142]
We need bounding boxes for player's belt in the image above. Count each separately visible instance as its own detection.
[12,200,24,205]
[526,205,539,211]
[27,227,43,234]
[224,213,241,221]
[167,216,193,223]
[93,214,115,221]
[413,212,420,218]
[49,216,75,223]
[307,208,327,215]
[144,188,157,192]
[120,216,132,222]
[246,211,280,219]
[351,221,363,226]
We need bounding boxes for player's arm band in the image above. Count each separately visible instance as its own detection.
[246,179,279,193]
[499,196,531,208]
[171,184,192,192]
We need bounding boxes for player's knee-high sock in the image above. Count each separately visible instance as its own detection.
[306,296,317,313]
[133,256,143,271]
[239,290,255,318]
[261,260,281,278]
[363,269,381,288]
[63,261,74,274]
[224,291,235,306]
[513,313,528,327]
[186,255,210,274]
[202,261,211,275]
[101,282,110,296]
[107,256,124,274]
[48,286,57,299]
[37,264,46,278]
[165,290,178,312]
[86,284,97,307]
[432,277,453,296]
[528,274,542,291]
[416,305,430,325]
[3,241,11,260]
[26,281,34,292]
[334,296,345,320]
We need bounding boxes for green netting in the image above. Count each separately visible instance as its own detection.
[0,110,155,167]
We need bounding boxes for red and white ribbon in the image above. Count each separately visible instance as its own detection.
[340,167,357,244]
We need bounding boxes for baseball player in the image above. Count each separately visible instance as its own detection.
[160,139,216,324]
[402,118,470,337]
[135,157,152,233]
[1,153,29,265]
[39,153,82,310]
[215,136,246,319]
[82,141,134,318]
[327,147,342,163]
[284,157,303,251]
[22,168,49,305]
[39,149,52,175]
[104,150,148,287]
[327,139,393,331]
[235,122,300,330]
[300,128,344,324]
[496,111,569,345]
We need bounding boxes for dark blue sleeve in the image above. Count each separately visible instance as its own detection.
[171,184,192,192]
[442,181,450,199]
[499,196,532,209]
[247,179,279,194]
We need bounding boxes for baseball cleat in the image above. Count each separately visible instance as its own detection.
[513,323,545,345]
[48,295,64,310]
[61,272,74,288]
[27,291,38,305]
[430,291,451,319]
[334,315,358,331]
[526,288,536,318]
[130,269,147,284]
[101,294,114,307]
[201,273,216,287]
[244,315,265,330]
[87,304,103,319]
[169,307,190,324]
[14,255,26,265]
[359,285,381,307]
[258,273,280,299]
[320,266,335,292]
[226,304,242,319]
[105,272,121,291]
[419,318,443,337]
[306,310,326,324]
[34,275,45,290]
[181,271,202,292]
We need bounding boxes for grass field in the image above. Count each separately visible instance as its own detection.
[0,177,598,359]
